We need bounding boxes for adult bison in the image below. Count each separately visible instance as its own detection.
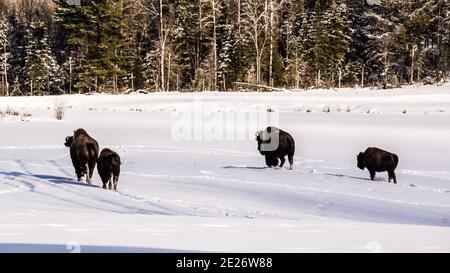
[97,148,121,191]
[64,129,99,183]
[357,147,399,184]
[256,126,295,169]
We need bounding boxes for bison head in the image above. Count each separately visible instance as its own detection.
[64,136,73,147]
[73,128,89,139]
[357,152,365,170]
[255,130,268,155]
[256,127,280,155]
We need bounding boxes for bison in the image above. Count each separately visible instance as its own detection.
[64,128,99,184]
[357,147,399,184]
[97,148,121,191]
[256,126,295,169]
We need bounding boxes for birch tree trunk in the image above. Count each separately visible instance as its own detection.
[410,44,416,84]
[268,0,273,87]
[338,68,342,88]
[197,0,202,72]
[212,0,218,91]
[159,0,165,92]
[295,55,300,89]
[237,0,241,33]
[167,51,171,91]
[3,39,8,96]
[244,0,268,86]
[255,37,260,84]
[361,66,364,87]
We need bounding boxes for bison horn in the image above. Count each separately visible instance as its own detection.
[65,136,70,141]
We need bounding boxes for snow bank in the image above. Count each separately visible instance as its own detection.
[0,84,449,252]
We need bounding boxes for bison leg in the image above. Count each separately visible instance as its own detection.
[76,165,87,181]
[279,157,286,168]
[85,165,91,184]
[88,162,96,181]
[265,155,278,168]
[388,170,397,184]
[76,170,83,181]
[113,175,119,191]
[288,153,294,170]
[108,176,113,190]
[369,170,376,181]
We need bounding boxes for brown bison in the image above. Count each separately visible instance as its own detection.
[97,148,121,191]
[357,147,399,184]
[256,127,295,169]
[64,129,99,184]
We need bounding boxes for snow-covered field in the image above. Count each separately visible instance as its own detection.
[1,84,450,252]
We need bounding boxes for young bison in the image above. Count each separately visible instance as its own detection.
[357,147,399,184]
[97,149,121,191]
[64,129,99,184]
[256,126,295,169]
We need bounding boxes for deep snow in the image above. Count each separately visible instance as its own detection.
[0,84,449,252]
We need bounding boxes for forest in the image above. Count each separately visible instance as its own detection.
[0,0,449,95]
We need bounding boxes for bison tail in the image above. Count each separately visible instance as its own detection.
[392,154,399,168]
[101,153,121,166]
[112,155,121,166]
[87,143,99,159]
[290,139,295,155]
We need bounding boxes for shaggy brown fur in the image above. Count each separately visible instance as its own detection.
[357,147,399,184]
[97,148,121,191]
[64,129,99,183]
[256,127,295,169]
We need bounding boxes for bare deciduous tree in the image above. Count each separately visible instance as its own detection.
[242,0,267,85]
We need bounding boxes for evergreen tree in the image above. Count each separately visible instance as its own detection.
[311,0,328,86]
[433,0,450,80]
[0,0,448,94]
[56,0,126,93]
[345,0,373,86]
[24,20,60,95]
[0,12,11,96]
[326,0,350,86]
[7,12,27,95]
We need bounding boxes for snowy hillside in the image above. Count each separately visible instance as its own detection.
[1,84,450,252]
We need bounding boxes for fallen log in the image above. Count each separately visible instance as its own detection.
[233,82,284,92]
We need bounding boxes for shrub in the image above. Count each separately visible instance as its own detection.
[55,99,67,120]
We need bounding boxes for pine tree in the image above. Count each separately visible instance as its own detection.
[310,0,328,86]
[280,0,303,88]
[326,0,351,87]
[0,0,448,94]
[218,22,233,90]
[56,0,126,93]
[24,20,60,95]
[7,12,27,95]
[345,0,375,86]
[217,10,250,90]
[0,12,11,96]
[433,0,450,81]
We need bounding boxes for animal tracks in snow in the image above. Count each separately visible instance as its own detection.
[0,144,449,226]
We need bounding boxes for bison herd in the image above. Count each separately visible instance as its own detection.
[65,129,121,191]
[64,127,400,191]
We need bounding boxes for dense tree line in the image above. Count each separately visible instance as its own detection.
[0,0,448,95]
